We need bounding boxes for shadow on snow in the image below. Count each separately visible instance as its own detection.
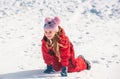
[0,69,60,79]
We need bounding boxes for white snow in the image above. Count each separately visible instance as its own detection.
[0,0,120,79]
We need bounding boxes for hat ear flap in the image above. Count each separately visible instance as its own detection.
[53,16,60,25]
[45,17,51,23]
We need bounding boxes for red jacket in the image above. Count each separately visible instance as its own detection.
[41,26,87,72]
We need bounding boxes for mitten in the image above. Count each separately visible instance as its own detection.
[61,66,67,77]
[49,50,55,56]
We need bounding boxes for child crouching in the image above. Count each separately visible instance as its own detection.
[41,16,91,77]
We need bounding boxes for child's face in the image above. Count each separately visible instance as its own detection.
[44,29,56,40]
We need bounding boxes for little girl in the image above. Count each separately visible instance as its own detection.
[41,16,91,77]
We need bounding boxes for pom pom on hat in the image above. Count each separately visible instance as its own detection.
[45,17,52,23]
[44,16,60,32]
[53,17,60,25]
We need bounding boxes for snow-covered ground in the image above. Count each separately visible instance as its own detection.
[0,0,120,79]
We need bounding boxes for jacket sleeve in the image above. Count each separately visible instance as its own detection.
[41,39,54,65]
[59,36,71,66]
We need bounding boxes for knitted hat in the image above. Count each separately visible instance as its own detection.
[44,16,60,32]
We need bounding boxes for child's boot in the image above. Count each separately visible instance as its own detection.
[85,60,91,70]
[44,65,55,74]
[61,66,67,77]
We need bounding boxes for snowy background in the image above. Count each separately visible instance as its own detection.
[0,0,120,79]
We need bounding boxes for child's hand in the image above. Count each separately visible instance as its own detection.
[49,50,55,56]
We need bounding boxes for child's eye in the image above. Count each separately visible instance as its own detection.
[45,31,47,34]
[45,31,53,34]
[49,31,52,34]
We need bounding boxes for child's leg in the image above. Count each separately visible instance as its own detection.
[52,57,62,71]
[78,55,91,70]
[68,56,89,72]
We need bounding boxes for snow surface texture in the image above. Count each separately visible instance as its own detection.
[0,0,120,79]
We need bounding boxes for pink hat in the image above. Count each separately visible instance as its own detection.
[44,16,60,32]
